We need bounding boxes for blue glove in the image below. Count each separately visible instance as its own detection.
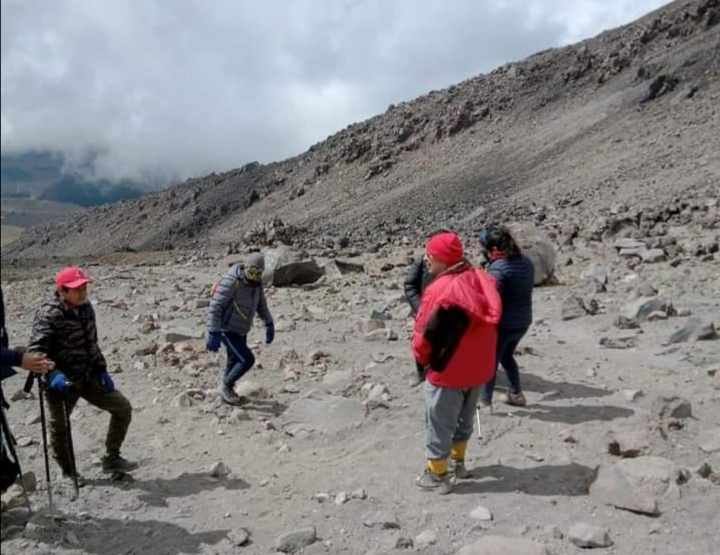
[98,371,115,393]
[47,371,72,394]
[206,331,222,352]
[265,322,275,345]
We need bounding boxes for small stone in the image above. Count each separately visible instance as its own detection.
[195,299,210,309]
[561,295,587,320]
[469,505,493,521]
[10,389,32,402]
[653,396,692,420]
[275,527,317,553]
[17,436,35,447]
[567,522,613,548]
[666,318,717,344]
[698,427,720,454]
[229,528,250,546]
[622,389,643,402]
[362,511,400,529]
[696,462,713,479]
[647,311,668,321]
[559,429,577,443]
[313,493,331,503]
[395,537,413,549]
[134,342,158,356]
[350,488,367,500]
[25,413,41,426]
[208,462,231,478]
[334,491,349,505]
[173,392,194,408]
[415,529,438,549]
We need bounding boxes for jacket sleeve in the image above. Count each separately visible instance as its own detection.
[404,259,424,315]
[207,273,236,332]
[411,286,437,366]
[488,262,505,294]
[256,287,273,326]
[27,304,57,357]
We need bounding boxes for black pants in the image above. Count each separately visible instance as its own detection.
[482,327,528,403]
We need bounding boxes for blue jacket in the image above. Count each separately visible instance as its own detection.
[488,255,534,330]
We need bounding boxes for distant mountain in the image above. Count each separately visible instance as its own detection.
[5,0,720,258]
[1,151,148,205]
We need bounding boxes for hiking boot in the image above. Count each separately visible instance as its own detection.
[503,391,527,407]
[450,459,472,479]
[102,454,138,473]
[220,384,246,406]
[416,469,453,495]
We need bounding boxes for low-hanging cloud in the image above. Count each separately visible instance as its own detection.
[1,0,668,182]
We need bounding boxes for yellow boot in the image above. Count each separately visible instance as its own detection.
[416,459,452,494]
[450,441,472,479]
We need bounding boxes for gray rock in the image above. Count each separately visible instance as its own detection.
[698,427,720,454]
[233,380,268,399]
[364,328,398,342]
[334,491,349,505]
[666,318,717,344]
[567,522,612,548]
[362,510,400,529]
[265,247,324,287]
[653,396,692,420]
[621,296,673,322]
[134,342,158,356]
[351,488,367,500]
[561,295,587,320]
[208,462,231,478]
[275,527,317,553]
[455,535,549,555]
[614,238,646,250]
[640,248,666,263]
[469,505,493,521]
[395,537,414,549]
[194,299,210,309]
[229,528,250,546]
[415,529,438,549]
[164,329,202,343]
[599,336,638,349]
[324,259,365,278]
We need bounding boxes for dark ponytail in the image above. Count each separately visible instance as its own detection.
[479,225,521,258]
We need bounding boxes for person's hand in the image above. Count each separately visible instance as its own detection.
[47,371,73,394]
[21,352,54,374]
[265,322,275,345]
[206,332,222,352]
[97,371,115,393]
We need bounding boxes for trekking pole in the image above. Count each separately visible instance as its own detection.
[25,373,54,512]
[475,407,482,440]
[62,398,80,500]
[0,401,32,513]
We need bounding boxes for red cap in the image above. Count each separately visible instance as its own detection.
[426,232,464,265]
[55,266,91,289]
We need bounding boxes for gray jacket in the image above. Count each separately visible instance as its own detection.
[207,264,273,335]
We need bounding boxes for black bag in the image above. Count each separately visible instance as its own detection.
[423,305,470,372]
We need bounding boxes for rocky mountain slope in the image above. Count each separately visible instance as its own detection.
[5,0,719,260]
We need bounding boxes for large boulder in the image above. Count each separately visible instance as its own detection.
[264,247,324,287]
[590,456,680,516]
[507,223,557,286]
[666,318,717,344]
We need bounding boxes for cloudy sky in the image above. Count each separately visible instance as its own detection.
[1,0,668,182]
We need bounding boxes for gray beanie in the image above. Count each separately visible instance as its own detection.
[246,252,265,271]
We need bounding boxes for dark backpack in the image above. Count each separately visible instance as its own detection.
[423,305,470,372]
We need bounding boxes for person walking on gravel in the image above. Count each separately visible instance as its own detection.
[206,253,274,406]
[478,226,534,409]
[27,267,136,487]
[412,232,501,494]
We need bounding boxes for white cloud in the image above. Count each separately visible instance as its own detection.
[1,0,668,182]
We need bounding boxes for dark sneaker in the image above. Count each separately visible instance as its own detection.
[102,454,138,473]
[504,391,527,407]
[416,469,453,495]
[220,385,246,406]
[450,459,472,479]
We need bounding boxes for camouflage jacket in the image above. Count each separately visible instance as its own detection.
[28,294,107,382]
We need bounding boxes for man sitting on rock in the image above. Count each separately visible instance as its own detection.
[412,232,501,493]
[206,253,275,405]
[28,267,136,487]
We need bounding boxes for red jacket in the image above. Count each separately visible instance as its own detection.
[412,263,502,389]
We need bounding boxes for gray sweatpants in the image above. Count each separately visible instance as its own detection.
[424,381,480,460]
